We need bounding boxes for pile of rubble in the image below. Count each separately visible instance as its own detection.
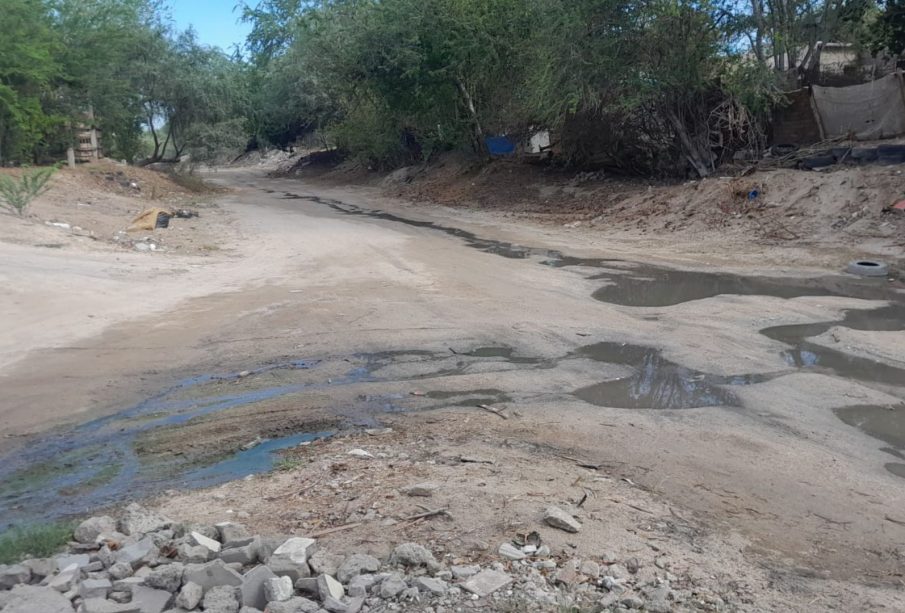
[0,503,693,613]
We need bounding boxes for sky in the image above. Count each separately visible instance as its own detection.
[168,0,254,53]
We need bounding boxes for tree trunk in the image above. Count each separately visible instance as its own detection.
[455,77,488,158]
[665,107,712,178]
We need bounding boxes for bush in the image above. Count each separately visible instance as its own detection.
[0,522,73,564]
[0,166,57,216]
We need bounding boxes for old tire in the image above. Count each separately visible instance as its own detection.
[846,260,889,277]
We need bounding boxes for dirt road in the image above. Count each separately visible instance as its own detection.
[2,167,904,609]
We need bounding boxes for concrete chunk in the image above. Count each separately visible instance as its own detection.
[81,598,140,613]
[0,564,31,589]
[263,575,293,602]
[74,516,118,544]
[47,563,80,593]
[336,554,380,584]
[401,482,439,497]
[461,569,512,597]
[131,585,173,613]
[202,585,240,613]
[189,531,221,553]
[239,565,276,609]
[175,581,203,610]
[264,597,320,613]
[215,523,253,548]
[79,578,112,599]
[183,559,243,594]
[119,504,171,536]
[317,574,344,601]
[115,537,156,568]
[54,553,90,571]
[267,538,316,581]
[1,585,74,613]
[543,506,582,533]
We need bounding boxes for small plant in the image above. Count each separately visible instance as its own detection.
[272,456,305,472]
[0,522,73,564]
[0,166,57,216]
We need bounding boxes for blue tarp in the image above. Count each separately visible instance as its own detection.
[485,136,516,156]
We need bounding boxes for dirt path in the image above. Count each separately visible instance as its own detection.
[2,167,904,609]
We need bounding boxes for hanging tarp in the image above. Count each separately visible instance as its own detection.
[812,72,905,140]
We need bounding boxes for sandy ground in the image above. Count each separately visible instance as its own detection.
[2,164,904,609]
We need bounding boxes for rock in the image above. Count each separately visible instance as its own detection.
[336,554,380,584]
[202,585,240,613]
[579,560,600,578]
[293,576,317,595]
[22,558,55,579]
[346,449,373,458]
[220,539,260,566]
[130,585,174,613]
[643,584,673,613]
[379,573,407,598]
[322,595,348,613]
[263,576,293,602]
[109,562,134,580]
[414,577,448,595]
[119,504,171,536]
[543,506,581,533]
[461,570,512,598]
[112,577,144,593]
[497,543,526,561]
[0,564,31,589]
[450,565,480,579]
[344,596,365,613]
[80,578,113,599]
[55,553,90,571]
[602,576,625,595]
[388,543,439,571]
[145,562,183,592]
[48,564,80,592]
[621,595,644,609]
[189,531,222,554]
[606,564,630,580]
[267,538,316,581]
[177,543,210,564]
[346,574,377,598]
[81,598,140,613]
[75,516,118,544]
[401,483,439,497]
[399,587,420,600]
[115,537,156,568]
[316,574,344,601]
[264,597,320,613]
[109,591,131,603]
[216,524,253,549]
[625,557,641,574]
[1,585,74,612]
[552,567,581,586]
[183,560,243,593]
[308,550,343,576]
[239,565,276,609]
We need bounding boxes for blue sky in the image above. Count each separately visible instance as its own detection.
[168,1,254,52]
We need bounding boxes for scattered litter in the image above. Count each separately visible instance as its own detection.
[45,221,71,230]
[347,449,374,459]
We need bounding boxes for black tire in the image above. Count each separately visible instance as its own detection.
[850,147,878,162]
[801,154,835,169]
[877,145,905,165]
[832,147,852,162]
[846,260,889,277]
[771,144,799,157]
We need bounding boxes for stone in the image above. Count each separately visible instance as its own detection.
[621,595,644,609]
[344,596,365,613]
[0,564,31,589]
[263,576,293,602]
[308,549,343,576]
[202,585,240,613]
[543,506,581,533]
[399,587,420,600]
[119,504,171,536]
[414,577,448,595]
[642,584,673,613]
[267,538,316,581]
[175,581,203,610]
[579,560,600,578]
[22,557,55,579]
[293,576,317,595]
[552,567,581,586]
[145,562,183,592]
[112,577,145,593]
[239,565,276,609]
[85,561,105,572]
[75,516,118,544]
[116,537,156,568]
[401,483,439,497]
[219,540,259,566]
[189,531,221,554]
[82,598,140,613]
[497,543,526,561]
[216,523,253,549]
[130,585,173,613]
[388,543,439,571]
[322,595,348,613]
[80,578,113,599]
[450,565,480,579]
[606,564,630,580]
[461,570,512,598]
[264,597,320,613]
[177,543,210,564]
[625,557,641,574]
[347,449,373,458]
[55,553,90,571]
[109,591,131,603]
[336,554,380,584]
[346,574,377,598]
[1,585,73,612]
[602,576,625,595]
[316,574,344,601]
[48,564,80,593]
[109,562,134,580]
[183,560,243,593]
[379,573,407,598]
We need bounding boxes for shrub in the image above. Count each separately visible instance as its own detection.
[0,166,57,216]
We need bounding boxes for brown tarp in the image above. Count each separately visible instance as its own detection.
[812,72,905,140]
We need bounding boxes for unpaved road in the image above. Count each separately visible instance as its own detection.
[2,167,904,607]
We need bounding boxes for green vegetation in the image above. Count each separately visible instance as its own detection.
[0,522,73,564]
[0,166,56,215]
[0,0,898,175]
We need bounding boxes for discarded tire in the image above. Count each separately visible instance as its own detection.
[831,147,852,162]
[771,144,798,157]
[846,260,889,277]
[878,145,905,165]
[800,154,835,170]
[850,147,878,163]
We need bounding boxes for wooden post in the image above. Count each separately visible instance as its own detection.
[67,147,76,168]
